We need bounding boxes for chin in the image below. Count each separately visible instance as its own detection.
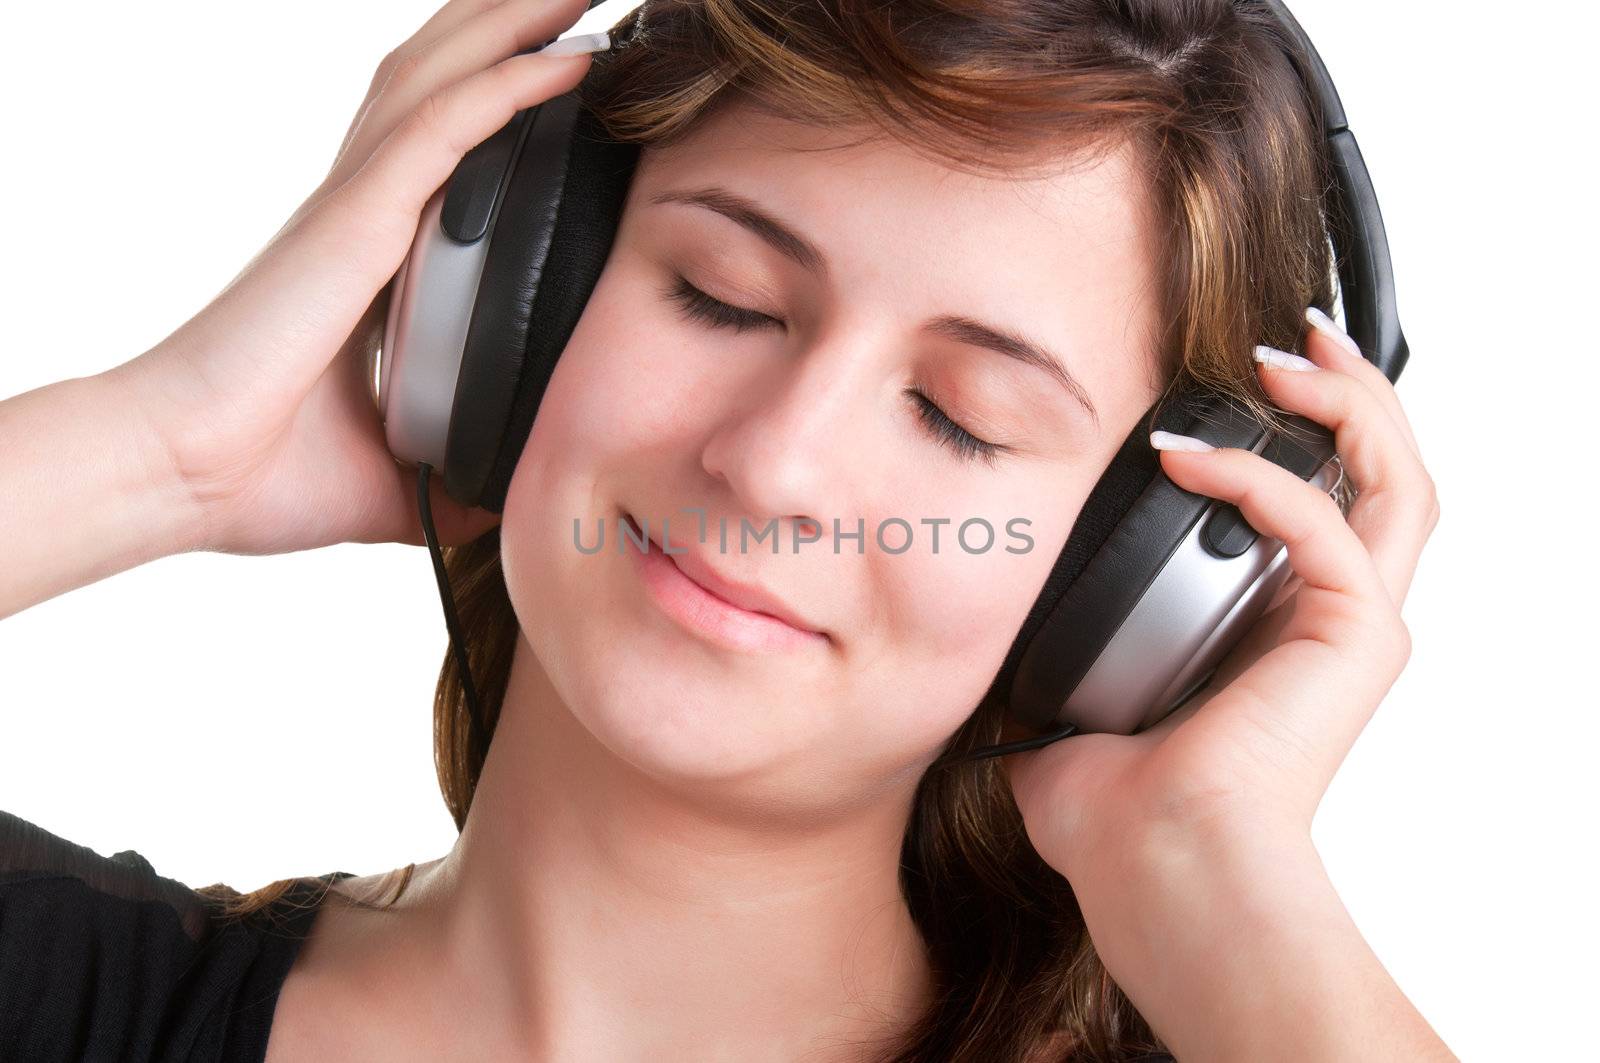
[571,647,823,785]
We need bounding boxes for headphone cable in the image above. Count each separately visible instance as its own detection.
[416,463,485,725]
[930,721,1079,771]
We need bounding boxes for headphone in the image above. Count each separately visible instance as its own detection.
[375,0,1408,763]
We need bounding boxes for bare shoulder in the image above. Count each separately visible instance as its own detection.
[263,864,437,1062]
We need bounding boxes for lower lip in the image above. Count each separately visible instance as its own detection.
[625,514,828,655]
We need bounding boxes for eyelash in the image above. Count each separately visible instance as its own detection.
[660,274,1006,465]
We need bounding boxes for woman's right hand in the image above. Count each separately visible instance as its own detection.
[112,0,601,556]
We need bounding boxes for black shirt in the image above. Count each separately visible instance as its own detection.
[0,810,349,1062]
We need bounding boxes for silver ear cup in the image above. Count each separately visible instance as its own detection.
[378,185,497,471]
[1065,451,1345,736]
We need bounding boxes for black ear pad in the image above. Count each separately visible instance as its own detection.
[980,380,1275,731]
[443,93,641,512]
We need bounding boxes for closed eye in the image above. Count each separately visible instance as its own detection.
[904,389,1004,466]
[661,274,780,333]
[660,273,1007,465]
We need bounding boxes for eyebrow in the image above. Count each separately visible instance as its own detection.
[648,185,1102,429]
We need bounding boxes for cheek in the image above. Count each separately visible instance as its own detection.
[498,266,659,686]
[532,278,686,464]
[844,509,1077,753]
[501,255,707,565]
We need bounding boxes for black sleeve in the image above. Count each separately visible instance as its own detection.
[1,810,334,1063]
[0,810,278,1063]
[0,809,219,1060]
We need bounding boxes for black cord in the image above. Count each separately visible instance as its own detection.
[416,463,484,724]
[930,721,1080,771]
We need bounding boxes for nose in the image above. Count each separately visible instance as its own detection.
[698,338,868,544]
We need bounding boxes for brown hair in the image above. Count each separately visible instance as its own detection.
[203,2,1349,1059]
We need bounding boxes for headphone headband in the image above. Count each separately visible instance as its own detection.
[1262,0,1408,382]
[377,0,1410,744]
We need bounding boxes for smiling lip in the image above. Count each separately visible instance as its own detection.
[624,511,829,653]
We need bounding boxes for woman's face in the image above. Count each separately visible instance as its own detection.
[501,100,1165,810]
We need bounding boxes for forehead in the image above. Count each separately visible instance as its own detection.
[635,98,1156,278]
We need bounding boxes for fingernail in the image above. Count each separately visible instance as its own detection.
[1150,430,1216,453]
[1253,344,1319,372]
[1304,306,1363,359]
[540,30,611,56]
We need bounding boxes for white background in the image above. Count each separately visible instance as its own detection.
[3,2,1595,1058]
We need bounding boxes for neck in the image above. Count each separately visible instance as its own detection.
[406,631,934,1060]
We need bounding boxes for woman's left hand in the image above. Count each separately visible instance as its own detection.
[1005,307,1441,884]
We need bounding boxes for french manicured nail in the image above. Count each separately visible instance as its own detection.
[1150,430,1216,453]
[1253,344,1319,372]
[541,30,611,56]
[1304,306,1363,359]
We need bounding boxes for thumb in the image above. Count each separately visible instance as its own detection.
[370,462,504,549]
[1001,745,1041,801]
[422,492,504,548]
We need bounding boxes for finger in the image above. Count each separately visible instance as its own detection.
[325,1,512,192]
[340,47,596,253]
[1150,440,1409,767]
[1154,439,1391,608]
[327,0,594,191]
[178,47,595,415]
[410,470,506,549]
[365,463,505,548]
[1303,306,1423,462]
[1142,611,1408,794]
[1253,345,1439,608]
[236,48,595,400]
[396,0,512,61]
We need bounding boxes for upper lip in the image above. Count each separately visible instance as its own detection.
[634,515,826,637]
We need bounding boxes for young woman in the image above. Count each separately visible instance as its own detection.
[0,0,1448,1060]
